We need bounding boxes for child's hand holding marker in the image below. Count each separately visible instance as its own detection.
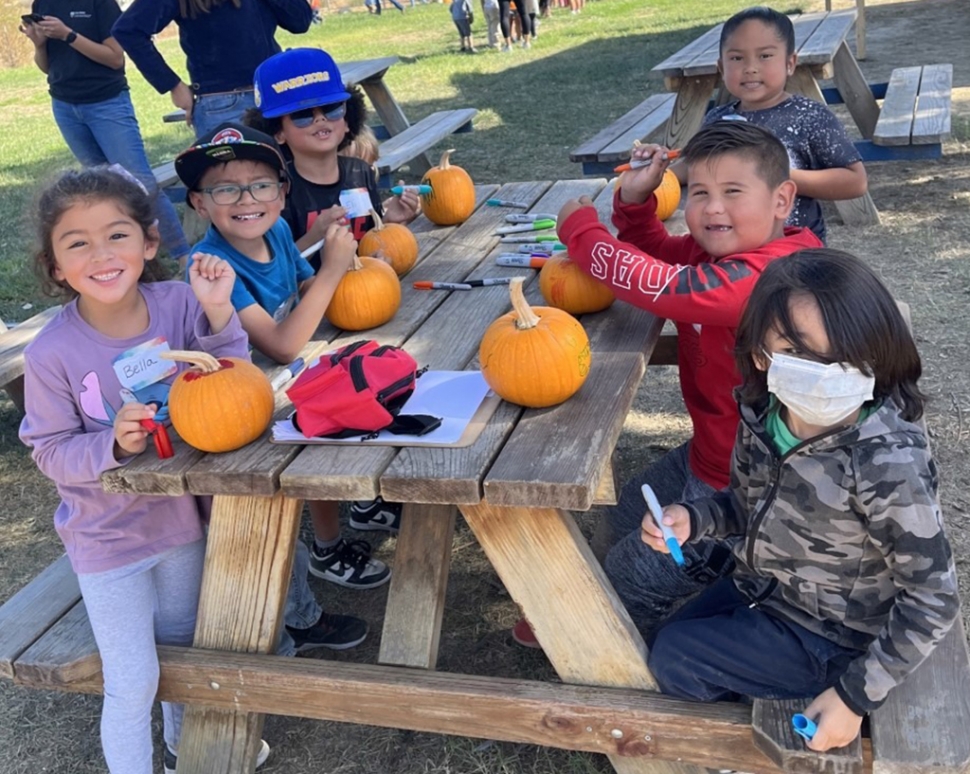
[619,143,676,205]
[639,484,687,566]
[614,148,681,173]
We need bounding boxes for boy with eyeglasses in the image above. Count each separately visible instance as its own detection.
[245,47,420,272]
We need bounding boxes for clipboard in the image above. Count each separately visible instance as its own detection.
[270,370,502,448]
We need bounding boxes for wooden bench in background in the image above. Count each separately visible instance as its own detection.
[871,64,953,158]
[0,306,61,413]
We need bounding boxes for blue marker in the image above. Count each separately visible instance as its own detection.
[270,357,305,391]
[486,198,529,208]
[792,714,817,742]
[391,185,432,196]
[641,484,685,566]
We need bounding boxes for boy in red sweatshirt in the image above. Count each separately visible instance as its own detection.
[555,121,822,639]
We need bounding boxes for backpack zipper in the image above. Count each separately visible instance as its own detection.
[331,340,370,366]
[348,356,369,392]
[376,373,414,403]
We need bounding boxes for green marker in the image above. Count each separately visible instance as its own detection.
[494,218,557,235]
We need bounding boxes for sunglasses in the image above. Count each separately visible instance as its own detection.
[288,102,348,128]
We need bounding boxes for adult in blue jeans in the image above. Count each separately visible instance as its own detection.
[20,0,189,265]
[112,0,313,139]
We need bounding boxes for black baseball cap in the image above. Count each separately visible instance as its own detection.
[175,123,289,196]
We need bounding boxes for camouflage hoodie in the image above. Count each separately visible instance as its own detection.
[684,398,959,714]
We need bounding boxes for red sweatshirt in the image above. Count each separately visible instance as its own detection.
[558,191,822,489]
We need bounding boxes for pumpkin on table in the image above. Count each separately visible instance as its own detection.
[420,149,475,226]
[358,210,419,277]
[162,350,274,453]
[654,168,681,222]
[326,253,401,331]
[479,277,591,408]
[538,253,614,315]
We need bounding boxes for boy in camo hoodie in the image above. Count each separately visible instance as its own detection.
[642,249,959,752]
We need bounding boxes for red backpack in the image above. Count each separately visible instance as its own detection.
[286,340,440,439]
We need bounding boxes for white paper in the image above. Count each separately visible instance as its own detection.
[272,370,492,446]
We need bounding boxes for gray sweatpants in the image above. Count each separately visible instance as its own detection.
[597,442,737,638]
[78,539,205,774]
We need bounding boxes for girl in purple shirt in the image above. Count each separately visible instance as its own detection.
[18,167,264,774]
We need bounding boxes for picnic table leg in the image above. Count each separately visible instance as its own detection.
[663,74,718,152]
[832,42,879,138]
[788,66,880,227]
[460,501,705,774]
[175,492,303,774]
[378,503,457,669]
[360,78,433,177]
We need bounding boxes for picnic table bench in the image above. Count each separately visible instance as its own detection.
[2,182,969,774]
[0,306,61,413]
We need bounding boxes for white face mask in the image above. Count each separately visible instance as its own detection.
[765,351,875,428]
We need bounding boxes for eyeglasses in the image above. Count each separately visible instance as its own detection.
[288,102,348,128]
[200,181,284,205]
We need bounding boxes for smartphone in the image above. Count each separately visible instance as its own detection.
[21,13,45,24]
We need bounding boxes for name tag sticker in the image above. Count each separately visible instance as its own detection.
[113,337,177,392]
[339,187,373,219]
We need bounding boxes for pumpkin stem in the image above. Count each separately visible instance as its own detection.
[370,208,385,231]
[509,277,540,330]
[438,149,455,170]
[350,253,364,271]
[160,350,222,373]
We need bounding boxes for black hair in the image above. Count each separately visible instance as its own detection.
[178,0,241,19]
[720,6,796,56]
[735,248,925,421]
[243,84,368,152]
[33,167,169,301]
[682,120,790,189]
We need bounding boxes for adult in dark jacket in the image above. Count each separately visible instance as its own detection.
[112,0,313,138]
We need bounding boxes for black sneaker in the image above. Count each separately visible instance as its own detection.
[308,538,391,588]
[165,739,269,773]
[349,496,402,533]
[286,610,369,653]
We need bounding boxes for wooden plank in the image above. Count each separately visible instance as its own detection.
[598,95,676,162]
[460,501,706,774]
[483,353,645,511]
[176,492,302,774]
[752,697,863,774]
[648,332,679,366]
[0,306,60,387]
[100,437,205,495]
[13,601,101,687]
[873,67,921,146]
[571,94,675,162]
[790,13,827,55]
[591,452,618,506]
[378,504,456,669]
[0,554,79,679]
[870,616,970,774]
[796,10,855,67]
[360,69,432,176]
[376,109,477,177]
[663,75,719,153]
[651,24,725,78]
[153,160,178,188]
[855,0,866,60]
[912,64,953,145]
[831,41,880,138]
[339,56,399,87]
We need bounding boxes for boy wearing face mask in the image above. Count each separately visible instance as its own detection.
[642,249,957,754]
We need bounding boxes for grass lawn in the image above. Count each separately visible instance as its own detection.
[0,0,811,322]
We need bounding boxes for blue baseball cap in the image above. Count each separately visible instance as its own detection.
[254,48,353,119]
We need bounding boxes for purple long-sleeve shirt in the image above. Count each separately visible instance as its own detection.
[20,282,250,574]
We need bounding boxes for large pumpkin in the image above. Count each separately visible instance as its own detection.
[538,253,614,315]
[326,253,401,331]
[479,277,591,408]
[420,149,475,226]
[163,351,274,453]
[655,168,681,221]
[358,210,419,277]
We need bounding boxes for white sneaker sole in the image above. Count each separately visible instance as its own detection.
[307,563,392,589]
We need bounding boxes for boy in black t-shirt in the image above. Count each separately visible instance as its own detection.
[247,47,420,270]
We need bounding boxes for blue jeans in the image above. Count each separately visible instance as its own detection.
[278,540,323,657]
[192,90,257,139]
[649,578,857,702]
[51,92,190,262]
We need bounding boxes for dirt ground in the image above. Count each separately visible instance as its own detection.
[1,1,970,772]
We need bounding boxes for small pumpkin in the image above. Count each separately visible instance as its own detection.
[479,277,591,408]
[326,253,401,331]
[538,253,614,315]
[163,351,274,453]
[655,168,681,222]
[358,210,419,277]
[420,148,476,226]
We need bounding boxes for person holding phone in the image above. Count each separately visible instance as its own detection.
[19,1,190,266]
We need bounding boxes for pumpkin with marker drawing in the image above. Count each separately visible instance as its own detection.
[326,254,401,331]
[479,277,591,408]
[358,210,419,277]
[538,253,614,315]
[420,149,475,226]
[163,351,274,453]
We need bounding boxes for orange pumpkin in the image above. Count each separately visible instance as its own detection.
[358,210,419,277]
[163,351,274,453]
[538,253,614,315]
[479,277,591,408]
[655,168,681,221]
[420,148,475,226]
[326,253,401,331]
